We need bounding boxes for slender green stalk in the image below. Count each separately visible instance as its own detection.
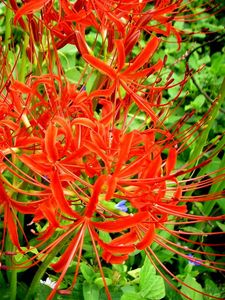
[19,33,30,82]
[203,148,225,215]
[184,77,225,198]
[188,77,225,173]
[34,51,44,76]
[185,78,225,226]
[5,235,17,300]
[91,73,106,110]
[25,233,74,300]
[16,191,27,243]
[10,262,17,300]
[4,1,13,49]
[25,255,55,300]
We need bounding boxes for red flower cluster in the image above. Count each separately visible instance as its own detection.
[0,1,225,299]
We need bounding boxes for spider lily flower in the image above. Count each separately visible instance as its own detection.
[1,78,224,299]
[11,0,217,52]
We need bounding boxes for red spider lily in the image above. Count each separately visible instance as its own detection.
[82,36,165,114]
[11,0,212,54]
[1,73,224,299]
[1,28,225,296]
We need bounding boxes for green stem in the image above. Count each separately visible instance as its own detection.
[189,77,225,167]
[19,33,29,82]
[25,233,73,300]
[4,2,13,49]
[16,191,27,243]
[91,73,106,110]
[10,264,17,300]
[25,255,55,300]
[34,51,44,76]
[184,77,225,236]
[5,235,17,300]
[185,77,225,193]
[204,149,225,215]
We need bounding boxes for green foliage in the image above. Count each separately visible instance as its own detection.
[181,274,203,300]
[139,258,165,300]
[121,258,165,300]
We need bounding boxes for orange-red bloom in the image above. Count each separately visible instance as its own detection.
[1,71,224,298]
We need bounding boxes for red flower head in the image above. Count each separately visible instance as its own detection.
[1,72,224,299]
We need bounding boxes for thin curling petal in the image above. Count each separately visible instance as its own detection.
[85,175,107,218]
[115,39,126,72]
[102,252,129,264]
[45,122,59,163]
[82,54,117,80]
[74,30,89,55]
[166,148,177,175]
[123,37,159,74]
[5,205,23,252]
[114,131,134,174]
[0,181,22,251]
[92,211,149,232]
[136,223,155,250]
[121,82,159,124]
[51,230,82,273]
[91,230,135,255]
[14,0,51,24]
[51,171,80,219]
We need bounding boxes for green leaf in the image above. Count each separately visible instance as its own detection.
[139,258,165,299]
[181,274,203,300]
[156,249,175,264]
[127,112,147,131]
[181,226,204,233]
[165,283,183,300]
[80,262,96,283]
[94,277,112,289]
[0,287,11,299]
[121,292,144,300]
[112,264,127,274]
[99,230,112,243]
[14,253,32,272]
[0,271,6,287]
[59,44,77,56]
[83,282,99,300]
[216,221,225,231]
[99,287,122,300]
[199,157,221,177]
[211,53,225,76]
[140,258,156,284]
[65,67,82,83]
[184,95,205,112]
[35,284,54,300]
[127,268,141,279]
[17,282,28,300]
[86,72,97,93]
[204,279,221,298]
[121,285,137,294]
